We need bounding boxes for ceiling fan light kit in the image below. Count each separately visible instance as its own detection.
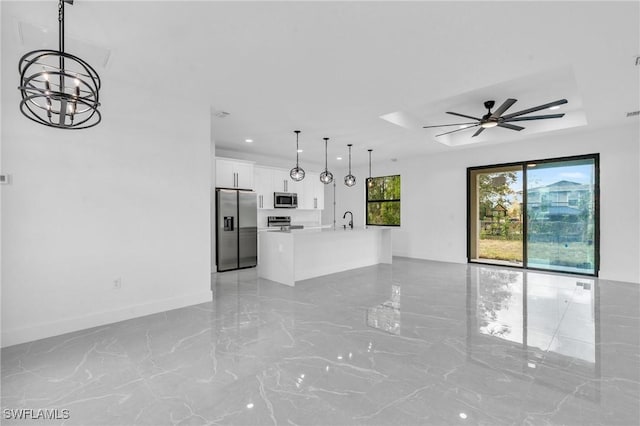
[18,0,102,129]
[423,98,567,138]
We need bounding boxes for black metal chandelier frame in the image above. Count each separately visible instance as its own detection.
[18,0,101,129]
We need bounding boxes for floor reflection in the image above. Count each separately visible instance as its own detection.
[467,266,600,400]
[366,284,401,335]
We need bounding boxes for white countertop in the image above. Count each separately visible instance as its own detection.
[261,226,395,234]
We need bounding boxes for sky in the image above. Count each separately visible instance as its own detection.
[526,163,595,188]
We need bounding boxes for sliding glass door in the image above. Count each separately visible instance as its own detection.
[525,158,597,274]
[468,166,524,266]
[468,154,599,276]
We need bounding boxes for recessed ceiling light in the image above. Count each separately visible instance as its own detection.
[245,139,253,143]
[459,124,470,129]
[336,156,343,160]
[549,105,560,110]
[297,149,303,153]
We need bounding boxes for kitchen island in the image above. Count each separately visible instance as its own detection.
[258,227,392,286]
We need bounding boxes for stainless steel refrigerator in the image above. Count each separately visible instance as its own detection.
[215,189,257,272]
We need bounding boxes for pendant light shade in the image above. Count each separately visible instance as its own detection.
[18,0,101,129]
[367,149,374,188]
[319,137,333,184]
[289,130,305,181]
[344,144,356,187]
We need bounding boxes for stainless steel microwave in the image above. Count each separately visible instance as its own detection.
[274,192,298,208]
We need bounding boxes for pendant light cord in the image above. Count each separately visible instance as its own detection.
[324,138,329,172]
[58,0,66,92]
[295,130,300,167]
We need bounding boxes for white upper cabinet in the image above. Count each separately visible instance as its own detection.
[215,158,254,190]
[271,169,291,193]
[301,172,324,210]
[254,166,274,209]
[220,160,324,210]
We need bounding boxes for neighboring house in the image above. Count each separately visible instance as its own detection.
[527,180,592,220]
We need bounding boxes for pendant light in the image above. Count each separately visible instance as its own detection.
[289,130,305,181]
[344,144,356,187]
[367,149,374,188]
[319,137,334,184]
[18,0,101,129]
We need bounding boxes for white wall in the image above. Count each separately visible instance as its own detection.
[1,76,212,347]
[333,124,640,284]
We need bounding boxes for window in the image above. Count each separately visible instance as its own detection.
[468,154,599,276]
[366,175,400,226]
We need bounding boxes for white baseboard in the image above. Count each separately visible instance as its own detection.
[1,291,213,348]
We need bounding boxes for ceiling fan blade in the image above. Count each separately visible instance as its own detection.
[504,113,565,122]
[423,122,477,129]
[501,99,568,119]
[490,98,517,119]
[435,124,479,137]
[472,127,485,137]
[497,122,524,131]
[446,111,482,121]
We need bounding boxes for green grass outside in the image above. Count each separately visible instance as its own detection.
[478,239,523,262]
[478,238,594,267]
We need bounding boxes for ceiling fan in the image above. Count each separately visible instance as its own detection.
[423,98,568,137]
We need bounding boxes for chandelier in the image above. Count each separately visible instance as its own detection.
[18,0,101,129]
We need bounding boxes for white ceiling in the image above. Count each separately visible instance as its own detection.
[3,1,639,168]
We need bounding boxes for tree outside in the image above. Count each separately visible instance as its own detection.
[477,171,523,263]
[367,175,401,226]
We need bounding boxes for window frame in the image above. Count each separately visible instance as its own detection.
[365,174,401,227]
[467,153,600,277]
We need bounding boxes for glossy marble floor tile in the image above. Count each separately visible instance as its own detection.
[2,258,639,425]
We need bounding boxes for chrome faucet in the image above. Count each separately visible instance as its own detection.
[343,211,353,229]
